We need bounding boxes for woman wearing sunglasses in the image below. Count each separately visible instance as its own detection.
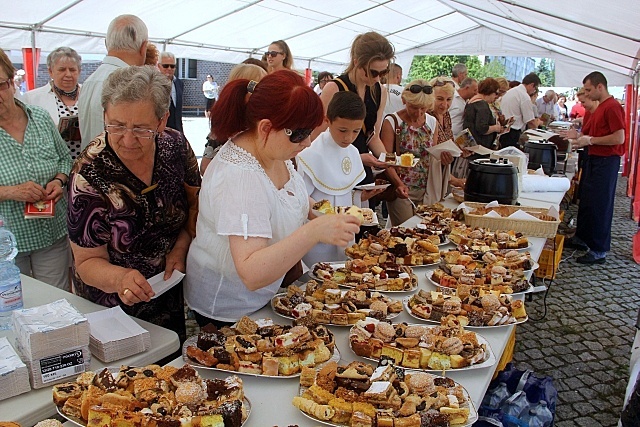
[265,40,293,73]
[313,32,407,198]
[184,70,360,327]
[381,80,452,225]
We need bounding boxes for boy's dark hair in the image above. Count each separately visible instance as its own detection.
[327,91,366,122]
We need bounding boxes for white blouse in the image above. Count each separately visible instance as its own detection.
[185,141,308,322]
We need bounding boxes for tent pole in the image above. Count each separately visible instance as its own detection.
[31,30,37,90]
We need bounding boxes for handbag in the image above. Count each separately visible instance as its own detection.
[369,114,402,203]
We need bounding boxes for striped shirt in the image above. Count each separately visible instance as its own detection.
[0,99,72,252]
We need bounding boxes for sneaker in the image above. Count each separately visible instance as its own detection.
[577,252,606,265]
[564,237,588,251]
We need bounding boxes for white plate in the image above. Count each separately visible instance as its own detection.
[312,207,379,226]
[427,272,535,295]
[58,396,252,426]
[297,377,478,427]
[310,262,418,293]
[348,323,497,372]
[378,152,420,167]
[403,297,529,328]
[270,291,401,325]
[183,335,341,378]
[354,182,391,191]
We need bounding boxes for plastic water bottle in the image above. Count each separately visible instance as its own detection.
[0,261,22,330]
[500,390,531,420]
[522,400,553,427]
[0,216,18,262]
[482,382,511,410]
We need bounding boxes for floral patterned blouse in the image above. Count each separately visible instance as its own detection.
[385,113,437,191]
[67,128,201,340]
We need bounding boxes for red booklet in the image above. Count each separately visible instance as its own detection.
[24,200,55,218]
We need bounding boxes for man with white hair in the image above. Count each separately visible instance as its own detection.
[536,89,560,122]
[449,77,478,136]
[78,14,148,149]
[158,51,183,133]
[451,63,468,90]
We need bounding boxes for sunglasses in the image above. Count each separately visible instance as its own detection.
[161,64,176,69]
[284,128,313,143]
[433,80,455,87]
[366,68,389,78]
[265,51,284,58]
[409,84,433,95]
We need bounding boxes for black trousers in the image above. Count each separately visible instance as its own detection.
[575,155,620,253]
[500,128,522,148]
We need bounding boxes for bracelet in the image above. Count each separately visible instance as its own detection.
[51,177,66,188]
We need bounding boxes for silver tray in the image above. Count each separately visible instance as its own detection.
[297,375,478,426]
[348,323,497,372]
[183,335,341,378]
[403,296,528,328]
[270,291,401,326]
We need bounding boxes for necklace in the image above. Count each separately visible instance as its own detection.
[52,83,79,101]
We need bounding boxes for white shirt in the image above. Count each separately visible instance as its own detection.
[202,81,218,99]
[500,84,536,131]
[297,129,365,266]
[383,84,404,116]
[535,97,560,119]
[78,56,128,149]
[449,90,466,137]
[185,141,308,322]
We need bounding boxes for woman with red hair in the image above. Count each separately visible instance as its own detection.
[184,70,360,327]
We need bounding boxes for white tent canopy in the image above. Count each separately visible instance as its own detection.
[1,0,638,86]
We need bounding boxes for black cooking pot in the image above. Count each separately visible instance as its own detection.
[465,158,519,205]
[524,140,557,175]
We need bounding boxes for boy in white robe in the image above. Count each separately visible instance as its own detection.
[297,91,383,266]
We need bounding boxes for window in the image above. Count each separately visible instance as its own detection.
[177,58,197,79]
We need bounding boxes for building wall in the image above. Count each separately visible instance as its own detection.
[486,56,536,82]
[14,59,237,116]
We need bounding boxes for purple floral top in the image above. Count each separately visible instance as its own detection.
[67,128,200,335]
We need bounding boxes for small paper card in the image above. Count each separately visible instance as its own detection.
[86,306,148,343]
[24,200,54,218]
[148,270,185,299]
[467,145,495,155]
[427,140,462,157]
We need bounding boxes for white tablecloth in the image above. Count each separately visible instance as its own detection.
[1,275,180,425]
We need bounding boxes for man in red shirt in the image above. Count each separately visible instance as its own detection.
[564,72,625,264]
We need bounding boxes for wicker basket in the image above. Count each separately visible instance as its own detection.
[462,202,560,238]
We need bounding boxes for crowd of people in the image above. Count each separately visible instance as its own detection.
[0,13,625,338]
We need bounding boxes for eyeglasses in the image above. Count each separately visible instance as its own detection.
[161,64,176,69]
[408,85,433,95]
[0,78,12,91]
[320,79,331,84]
[433,80,455,87]
[265,51,284,58]
[105,124,159,140]
[284,128,313,143]
[366,68,389,78]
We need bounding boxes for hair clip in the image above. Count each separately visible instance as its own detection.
[247,80,258,93]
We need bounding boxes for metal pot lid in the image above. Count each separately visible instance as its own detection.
[471,158,514,167]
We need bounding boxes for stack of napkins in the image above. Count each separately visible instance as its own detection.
[0,337,31,400]
[86,306,150,362]
[12,299,91,388]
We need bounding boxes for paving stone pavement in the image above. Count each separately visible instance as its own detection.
[512,176,640,426]
[184,176,640,426]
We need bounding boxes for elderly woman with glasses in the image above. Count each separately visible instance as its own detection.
[184,70,359,328]
[67,66,201,343]
[0,48,72,290]
[23,47,83,159]
[265,40,293,73]
[381,80,453,225]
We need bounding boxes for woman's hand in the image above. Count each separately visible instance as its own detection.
[361,153,389,169]
[44,180,64,203]
[10,181,46,203]
[461,148,473,158]
[450,176,466,188]
[361,188,386,202]
[311,214,360,247]
[395,184,410,199]
[440,151,454,166]
[116,269,155,306]
[164,229,190,279]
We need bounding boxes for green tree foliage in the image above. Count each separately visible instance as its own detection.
[407,55,505,82]
[536,58,555,86]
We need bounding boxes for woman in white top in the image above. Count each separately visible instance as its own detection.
[185,70,360,327]
[23,47,82,159]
